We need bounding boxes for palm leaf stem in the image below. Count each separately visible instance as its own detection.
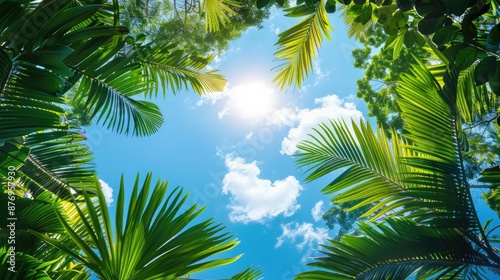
[458,227,500,265]
[0,56,14,98]
[69,66,120,99]
[358,260,499,274]
[23,155,72,193]
[447,68,500,263]
[302,125,455,220]
[486,225,500,237]
[139,59,200,83]
[111,0,119,27]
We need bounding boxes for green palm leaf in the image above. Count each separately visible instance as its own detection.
[0,137,30,178]
[296,118,476,228]
[68,36,164,137]
[135,41,226,96]
[295,218,493,280]
[0,249,54,280]
[0,192,64,235]
[201,0,242,32]
[231,265,264,280]
[32,174,241,279]
[0,47,69,141]
[273,1,333,89]
[17,130,97,199]
[338,3,374,40]
[295,59,500,278]
[397,59,482,235]
[427,61,495,124]
[0,189,93,280]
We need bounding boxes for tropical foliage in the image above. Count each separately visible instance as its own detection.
[30,174,244,279]
[0,0,260,279]
[119,0,270,54]
[4,0,500,278]
[294,56,500,278]
[273,0,333,89]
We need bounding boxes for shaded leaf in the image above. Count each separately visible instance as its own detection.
[474,56,497,86]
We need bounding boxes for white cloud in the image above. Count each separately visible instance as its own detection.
[313,60,332,86]
[270,23,281,35]
[205,52,226,70]
[311,201,324,222]
[275,222,329,263]
[244,131,254,140]
[266,106,301,128]
[222,154,303,223]
[267,94,363,155]
[98,179,114,206]
[196,86,231,107]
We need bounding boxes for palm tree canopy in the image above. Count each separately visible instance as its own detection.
[294,58,500,278]
[31,173,242,280]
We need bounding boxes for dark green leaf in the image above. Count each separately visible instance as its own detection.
[415,0,445,18]
[455,46,477,71]
[461,16,478,42]
[0,138,29,178]
[418,16,446,35]
[474,56,497,86]
[479,165,500,185]
[414,31,427,46]
[384,25,399,36]
[404,30,416,48]
[432,25,460,45]
[397,0,414,11]
[388,10,408,28]
[347,4,364,17]
[489,61,500,96]
[359,3,372,25]
[445,0,475,16]
[325,0,336,13]
[465,0,490,20]
[377,6,394,26]
[486,24,500,53]
[256,0,271,9]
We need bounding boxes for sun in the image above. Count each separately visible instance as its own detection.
[230,82,275,120]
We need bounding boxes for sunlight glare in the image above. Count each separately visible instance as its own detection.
[231,82,275,120]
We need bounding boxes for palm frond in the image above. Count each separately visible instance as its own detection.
[201,0,242,32]
[295,56,500,279]
[428,62,495,123]
[0,189,93,280]
[416,261,488,280]
[32,173,241,279]
[296,118,479,229]
[296,218,493,280]
[231,265,264,280]
[273,1,333,89]
[397,59,481,234]
[18,130,97,199]
[0,192,64,234]
[0,249,53,280]
[136,41,226,96]
[0,47,69,141]
[338,3,374,40]
[70,37,164,137]
[0,137,30,178]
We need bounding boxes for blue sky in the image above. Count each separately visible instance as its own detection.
[86,7,500,280]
